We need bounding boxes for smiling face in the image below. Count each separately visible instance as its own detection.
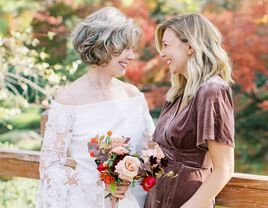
[160,28,192,77]
[105,48,135,76]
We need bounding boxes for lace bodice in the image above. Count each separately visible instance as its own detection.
[36,94,155,208]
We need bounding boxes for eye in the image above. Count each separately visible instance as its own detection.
[163,43,168,47]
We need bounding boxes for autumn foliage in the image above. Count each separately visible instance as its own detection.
[204,1,268,91]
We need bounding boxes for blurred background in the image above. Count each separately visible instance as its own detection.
[0,0,267,207]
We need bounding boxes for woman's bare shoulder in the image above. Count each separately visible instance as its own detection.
[116,79,141,97]
[54,77,85,105]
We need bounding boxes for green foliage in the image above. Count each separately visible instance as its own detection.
[0,105,40,132]
[0,178,39,208]
[0,29,81,127]
[151,0,204,22]
[0,130,42,150]
[160,0,204,13]
[236,107,268,161]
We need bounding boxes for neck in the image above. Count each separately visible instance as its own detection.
[183,73,188,80]
[87,67,113,89]
[182,66,188,80]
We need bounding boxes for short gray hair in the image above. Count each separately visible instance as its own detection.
[72,7,141,66]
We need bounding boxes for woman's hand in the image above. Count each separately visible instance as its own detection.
[180,200,213,208]
[180,140,234,207]
[145,141,159,149]
[106,181,130,199]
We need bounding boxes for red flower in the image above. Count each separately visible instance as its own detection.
[89,152,95,157]
[97,163,107,172]
[141,176,156,192]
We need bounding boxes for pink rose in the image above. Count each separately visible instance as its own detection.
[110,146,129,155]
[110,137,129,148]
[114,156,141,182]
[142,143,165,163]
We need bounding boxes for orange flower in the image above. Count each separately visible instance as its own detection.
[89,152,95,157]
[100,172,115,185]
[107,130,112,137]
[90,138,98,143]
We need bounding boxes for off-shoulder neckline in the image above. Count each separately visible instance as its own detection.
[51,93,144,109]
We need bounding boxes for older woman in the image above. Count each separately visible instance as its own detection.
[145,14,235,208]
[36,7,154,208]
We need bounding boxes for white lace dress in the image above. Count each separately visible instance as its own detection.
[36,94,155,208]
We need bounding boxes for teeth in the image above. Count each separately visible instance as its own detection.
[167,60,171,65]
[119,62,127,68]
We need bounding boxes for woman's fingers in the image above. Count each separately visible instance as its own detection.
[105,184,111,192]
[111,193,126,199]
[121,181,130,186]
[115,188,126,194]
[107,181,130,199]
[110,186,128,199]
[117,184,129,193]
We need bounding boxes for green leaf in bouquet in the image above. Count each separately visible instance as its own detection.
[159,167,164,174]
[106,136,111,144]
[115,178,122,183]
[133,152,139,158]
[110,183,116,193]
[100,142,109,149]
[155,171,162,178]
[111,153,118,160]
[99,135,105,142]
[131,181,135,187]
[165,171,176,178]
[108,159,113,167]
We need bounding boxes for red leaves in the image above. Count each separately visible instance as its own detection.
[125,62,145,84]
[258,100,268,111]
[204,1,268,92]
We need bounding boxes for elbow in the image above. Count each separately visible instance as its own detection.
[223,163,234,180]
[225,165,234,181]
[226,160,235,179]
[214,164,234,182]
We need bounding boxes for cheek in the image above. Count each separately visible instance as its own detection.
[109,60,120,69]
[174,50,188,63]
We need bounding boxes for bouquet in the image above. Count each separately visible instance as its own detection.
[88,130,174,206]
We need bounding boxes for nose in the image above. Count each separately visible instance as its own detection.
[127,49,135,60]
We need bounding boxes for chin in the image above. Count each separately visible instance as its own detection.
[115,68,126,76]
[170,67,177,74]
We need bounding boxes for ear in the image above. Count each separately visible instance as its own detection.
[187,45,194,56]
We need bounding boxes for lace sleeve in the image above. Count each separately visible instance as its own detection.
[36,106,79,207]
[142,95,155,148]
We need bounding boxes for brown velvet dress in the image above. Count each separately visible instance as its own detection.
[144,76,235,208]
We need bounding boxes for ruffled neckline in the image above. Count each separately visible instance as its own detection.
[51,93,144,110]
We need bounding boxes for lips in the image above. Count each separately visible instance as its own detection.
[166,59,172,65]
[119,61,128,68]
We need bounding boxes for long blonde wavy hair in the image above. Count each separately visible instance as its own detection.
[155,13,233,102]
